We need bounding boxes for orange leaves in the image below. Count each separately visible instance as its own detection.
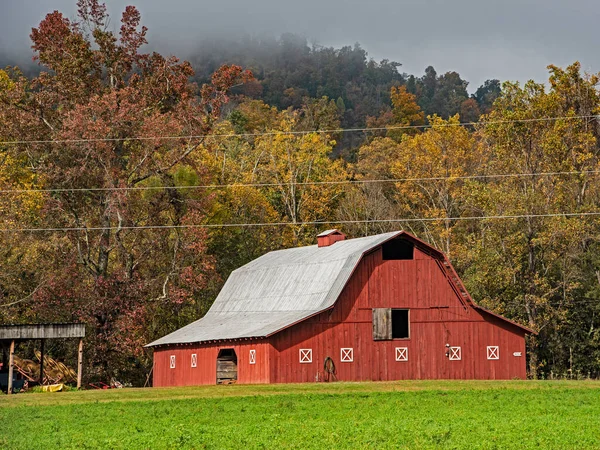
[76,0,108,28]
[199,65,255,127]
[30,12,75,64]
[119,6,148,58]
[210,64,255,91]
[390,85,425,128]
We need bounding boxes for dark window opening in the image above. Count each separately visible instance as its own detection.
[382,239,414,260]
[392,309,410,339]
[218,349,235,358]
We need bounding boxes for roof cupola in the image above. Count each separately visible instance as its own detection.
[317,229,346,247]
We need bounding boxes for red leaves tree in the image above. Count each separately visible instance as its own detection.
[0,0,252,383]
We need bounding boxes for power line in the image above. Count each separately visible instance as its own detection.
[2,211,599,233]
[2,169,599,194]
[0,115,597,146]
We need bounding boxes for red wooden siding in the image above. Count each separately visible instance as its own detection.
[317,232,346,247]
[268,246,526,383]
[153,341,270,387]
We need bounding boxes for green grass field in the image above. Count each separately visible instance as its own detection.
[1,380,600,449]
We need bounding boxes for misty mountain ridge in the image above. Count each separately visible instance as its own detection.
[0,33,499,131]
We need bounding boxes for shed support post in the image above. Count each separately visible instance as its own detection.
[77,338,83,389]
[39,338,45,386]
[7,340,14,395]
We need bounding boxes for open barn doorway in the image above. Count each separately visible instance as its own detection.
[216,349,238,384]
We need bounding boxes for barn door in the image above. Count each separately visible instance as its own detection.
[216,349,238,384]
[373,308,392,340]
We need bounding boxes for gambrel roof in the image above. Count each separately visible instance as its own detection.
[147,230,533,347]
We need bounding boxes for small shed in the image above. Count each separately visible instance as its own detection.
[0,323,85,394]
[148,230,533,386]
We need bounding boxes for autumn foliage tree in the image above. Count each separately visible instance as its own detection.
[463,64,600,377]
[200,99,347,250]
[0,1,252,382]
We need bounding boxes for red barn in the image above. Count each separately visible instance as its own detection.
[147,230,533,386]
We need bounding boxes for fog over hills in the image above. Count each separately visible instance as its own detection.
[1,0,600,88]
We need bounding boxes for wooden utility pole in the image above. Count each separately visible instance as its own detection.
[77,338,83,389]
[7,340,14,395]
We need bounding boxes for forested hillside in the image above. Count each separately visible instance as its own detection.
[1,0,599,384]
[189,35,500,142]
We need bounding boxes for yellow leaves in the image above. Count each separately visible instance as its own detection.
[391,115,480,227]
[210,184,278,225]
[350,114,482,253]
[547,62,599,112]
[0,152,45,224]
[195,102,349,247]
[252,127,348,242]
[237,100,281,132]
[0,69,15,92]
[356,137,399,180]
[386,85,425,141]
[390,85,424,126]
[394,115,478,180]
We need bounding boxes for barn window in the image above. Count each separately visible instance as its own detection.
[340,348,353,362]
[382,239,414,260]
[170,355,176,369]
[449,346,461,360]
[249,349,256,364]
[191,354,197,368]
[299,349,312,363]
[487,346,499,360]
[392,309,410,339]
[373,308,410,340]
[395,347,408,361]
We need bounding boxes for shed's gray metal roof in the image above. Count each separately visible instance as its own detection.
[0,323,85,340]
[147,231,401,346]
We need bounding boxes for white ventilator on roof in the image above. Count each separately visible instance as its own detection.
[147,231,402,346]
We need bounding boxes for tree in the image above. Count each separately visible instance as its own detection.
[245,120,347,246]
[199,98,348,273]
[387,86,425,140]
[0,0,252,383]
[467,63,600,377]
[473,79,502,114]
[459,98,481,123]
[390,115,481,256]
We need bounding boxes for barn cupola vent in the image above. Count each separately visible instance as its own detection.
[317,229,346,247]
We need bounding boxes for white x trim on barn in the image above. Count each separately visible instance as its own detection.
[487,346,499,360]
[341,348,353,362]
[299,348,312,363]
[191,353,197,368]
[449,346,461,360]
[249,349,256,364]
[395,347,408,361]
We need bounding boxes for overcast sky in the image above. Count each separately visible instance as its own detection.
[1,0,598,90]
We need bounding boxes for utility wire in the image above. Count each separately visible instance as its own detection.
[1,169,599,194]
[0,114,597,146]
[2,211,600,233]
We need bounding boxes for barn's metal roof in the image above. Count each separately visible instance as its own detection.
[147,231,400,347]
[147,229,534,347]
